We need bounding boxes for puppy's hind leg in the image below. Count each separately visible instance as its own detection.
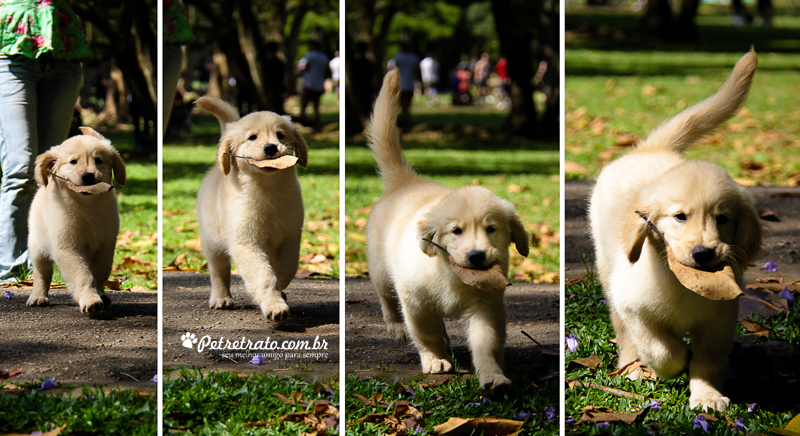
[371,266,407,341]
[27,255,53,307]
[206,246,234,309]
[232,244,289,322]
[465,300,511,390]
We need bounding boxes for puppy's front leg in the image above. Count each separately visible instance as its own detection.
[625,315,689,380]
[688,302,737,412]
[231,244,289,322]
[27,255,53,307]
[401,300,452,374]
[466,301,511,390]
[91,243,116,309]
[205,246,234,309]
[53,250,105,313]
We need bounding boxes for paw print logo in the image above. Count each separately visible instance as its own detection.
[181,332,198,349]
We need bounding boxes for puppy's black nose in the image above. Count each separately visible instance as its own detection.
[81,173,95,185]
[691,246,715,266]
[467,250,486,267]
[264,144,278,157]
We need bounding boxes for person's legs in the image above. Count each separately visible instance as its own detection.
[0,55,40,281]
[162,44,184,134]
[37,58,82,149]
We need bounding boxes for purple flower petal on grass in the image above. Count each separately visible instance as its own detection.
[747,403,757,413]
[250,353,264,365]
[38,377,56,391]
[733,417,748,432]
[5,290,13,299]
[514,413,535,420]
[31,432,43,435]
[545,406,556,420]
[779,288,796,305]
[761,261,778,272]
[596,422,610,429]
[693,416,709,432]
[482,397,491,406]
[565,416,576,426]
[647,399,662,411]
[151,374,158,383]
[566,333,578,353]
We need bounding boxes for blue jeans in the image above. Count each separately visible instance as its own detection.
[0,54,83,281]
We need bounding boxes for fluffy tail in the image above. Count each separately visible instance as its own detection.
[196,96,241,128]
[366,69,420,193]
[635,48,757,154]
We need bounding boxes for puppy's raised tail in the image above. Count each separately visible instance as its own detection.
[366,69,420,193]
[635,49,757,155]
[196,96,241,128]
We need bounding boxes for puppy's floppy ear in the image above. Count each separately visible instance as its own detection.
[218,127,234,175]
[732,193,763,267]
[285,115,308,168]
[417,216,439,257]
[79,126,105,139]
[508,212,530,257]
[623,210,651,264]
[110,147,127,186]
[34,150,56,187]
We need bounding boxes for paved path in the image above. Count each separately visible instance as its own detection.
[0,289,156,391]
[344,277,560,383]
[162,272,339,380]
[565,181,800,282]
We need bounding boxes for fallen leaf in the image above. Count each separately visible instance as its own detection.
[579,405,649,425]
[564,161,587,175]
[170,252,188,268]
[770,413,800,436]
[122,256,157,269]
[739,287,790,318]
[104,279,123,291]
[434,417,524,436]
[0,368,23,379]
[568,355,603,369]
[759,209,780,221]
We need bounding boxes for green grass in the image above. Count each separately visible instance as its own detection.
[565,10,800,185]
[565,275,800,434]
[345,375,558,436]
[163,368,338,435]
[163,113,340,277]
[0,381,156,435]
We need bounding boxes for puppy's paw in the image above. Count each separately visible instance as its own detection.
[26,296,50,307]
[261,299,290,322]
[386,322,408,342]
[79,294,106,314]
[422,358,453,374]
[624,367,643,381]
[480,373,512,392]
[689,392,730,412]
[100,293,112,308]
[209,297,235,309]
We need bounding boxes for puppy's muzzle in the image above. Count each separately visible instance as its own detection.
[264,144,279,157]
[467,250,487,268]
[81,172,96,185]
[691,246,716,267]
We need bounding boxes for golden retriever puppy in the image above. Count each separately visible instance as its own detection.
[27,127,126,313]
[589,50,762,411]
[366,70,530,390]
[195,97,308,322]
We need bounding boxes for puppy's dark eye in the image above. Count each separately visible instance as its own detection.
[248,134,257,141]
[716,215,729,225]
[674,213,687,222]
[486,226,496,234]
[452,227,462,235]
[70,159,77,165]
[276,132,285,140]
[94,158,103,165]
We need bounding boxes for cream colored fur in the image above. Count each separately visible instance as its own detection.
[589,50,762,411]
[27,127,126,313]
[195,96,308,322]
[366,70,530,390]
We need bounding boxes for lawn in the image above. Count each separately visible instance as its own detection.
[162,368,338,435]
[163,96,340,277]
[564,274,799,434]
[0,380,156,435]
[565,6,800,186]
[344,97,560,283]
[345,375,558,436]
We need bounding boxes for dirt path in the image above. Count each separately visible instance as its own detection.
[0,289,156,391]
[565,182,800,283]
[344,277,560,383]
[162,272,339,381]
